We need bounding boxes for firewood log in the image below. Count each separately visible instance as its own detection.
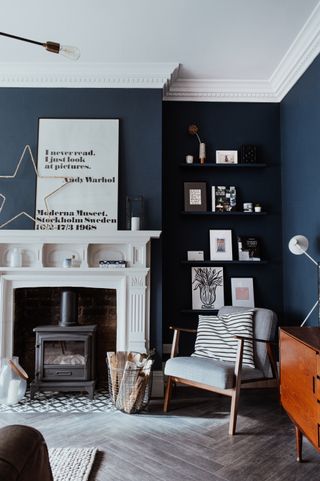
[116,360,140,411]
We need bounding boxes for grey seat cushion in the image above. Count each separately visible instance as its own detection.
[165,356,264,389]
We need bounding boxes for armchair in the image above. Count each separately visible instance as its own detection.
[163,306,278,435]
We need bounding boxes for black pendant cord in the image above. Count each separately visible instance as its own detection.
[0,31,44,47]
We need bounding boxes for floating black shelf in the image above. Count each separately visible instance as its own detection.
[181,260,267,265]
[181,211,267,216]
[180,163,266,168]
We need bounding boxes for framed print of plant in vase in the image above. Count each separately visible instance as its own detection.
[192,266,224,310]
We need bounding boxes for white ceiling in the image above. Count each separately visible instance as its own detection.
[1,0,320,101]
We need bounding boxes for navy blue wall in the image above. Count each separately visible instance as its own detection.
[0,88,163,356]
[163,102,283,342]
[281,55,320,325]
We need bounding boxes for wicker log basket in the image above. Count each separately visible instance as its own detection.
[106,350,154,414]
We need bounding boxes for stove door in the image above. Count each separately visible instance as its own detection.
[37,333,92,381]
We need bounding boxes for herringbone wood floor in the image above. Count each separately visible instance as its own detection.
[0,388,319,480]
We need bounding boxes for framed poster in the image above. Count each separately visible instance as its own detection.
[184,182,207,212]
[192,266,224,310]
[231,277,255,307]
[209,229,233,261]
[35,118,119,232]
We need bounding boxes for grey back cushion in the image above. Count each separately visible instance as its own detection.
[218,306,278,377]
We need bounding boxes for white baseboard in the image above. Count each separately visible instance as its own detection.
[152,370,164,398]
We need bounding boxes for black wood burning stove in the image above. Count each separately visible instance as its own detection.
[30,288,96,399]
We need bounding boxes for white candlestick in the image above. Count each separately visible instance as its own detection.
[7,379,20,405]
[131,217,140,231]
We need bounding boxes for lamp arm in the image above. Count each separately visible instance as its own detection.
[0,31,44,47]
[301,300,319,326]
[302,250,318,266]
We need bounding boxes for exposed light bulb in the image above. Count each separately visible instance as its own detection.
[59,45,80,61]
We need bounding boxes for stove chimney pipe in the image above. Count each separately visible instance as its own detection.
[60,288,78,327]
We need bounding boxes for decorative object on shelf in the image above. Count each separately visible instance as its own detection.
[216,150,238,164]
[254,203,262,213]
[0,31,80,60]
[36,118,119,233]
[185,155,194,164]
[192,266,224,310]
[288,234,320,326]
[184,182,207,212]
[0,357,28,405]
[8,247,22,267]
[243,202,253,212]
[212,186,237,212]
[188,124,206,164]
[0,145,70,229]
[231,277,255,308]
[62,257,72,268]
[238,236,261,261]
[99,260,126,268]
[209,229,233,261]
[240,144,257,164]
[126,195,145,230]
[187,251,204,261]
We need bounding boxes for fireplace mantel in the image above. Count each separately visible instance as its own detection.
[0,230,161,269]
[0,230,161,376]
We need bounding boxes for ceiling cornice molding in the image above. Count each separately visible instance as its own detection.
[0,62,179,89]
[164,2,320,103]
[163,78,277,102]
[270,2,320,101]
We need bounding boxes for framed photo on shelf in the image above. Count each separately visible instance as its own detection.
[192,266,224,310]
[209,229,233,260]
[216,150,238,164]
[231,277,255,308]
[184,182,207,212]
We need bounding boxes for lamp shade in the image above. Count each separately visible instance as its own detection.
[288,235,309,255]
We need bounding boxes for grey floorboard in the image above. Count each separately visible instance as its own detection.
[0,388,319,481]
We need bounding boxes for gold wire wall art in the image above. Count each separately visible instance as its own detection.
[0,144,72,229]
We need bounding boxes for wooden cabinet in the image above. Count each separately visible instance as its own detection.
[280,327,320,461]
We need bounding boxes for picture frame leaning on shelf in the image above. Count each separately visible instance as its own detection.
[210,229,233,261]
[184,182,207,212]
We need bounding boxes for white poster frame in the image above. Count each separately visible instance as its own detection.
[35,118,119,232]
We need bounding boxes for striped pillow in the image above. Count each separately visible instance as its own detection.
[192,311,255,368]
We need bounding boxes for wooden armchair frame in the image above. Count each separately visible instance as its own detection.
[163,326,278,435]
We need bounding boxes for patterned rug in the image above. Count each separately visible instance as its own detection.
[49,448,97,481]
[0,389,115,413]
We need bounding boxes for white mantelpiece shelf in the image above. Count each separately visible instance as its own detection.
[0,230,161,269]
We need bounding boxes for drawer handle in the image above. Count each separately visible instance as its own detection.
[313,376,316,394]
[56,371,72,376]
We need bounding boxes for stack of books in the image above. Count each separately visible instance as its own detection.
[99,260,127,268]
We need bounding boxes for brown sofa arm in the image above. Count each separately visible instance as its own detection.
[0,425,53,481]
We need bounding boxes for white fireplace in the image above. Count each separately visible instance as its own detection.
[0,230,162,391]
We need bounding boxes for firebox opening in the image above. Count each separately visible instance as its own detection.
[14,287,116,388]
